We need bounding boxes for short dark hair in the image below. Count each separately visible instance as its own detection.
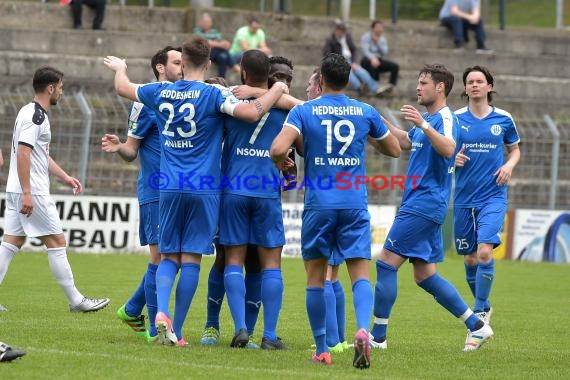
[312,67,321,84]
[248,16,260,25]
[269,56,293,70]
[419,64,454,97]
[182,36,210,69]
[320,53,350,90]
[241,50,270,84]
[462,65,496,103]
[151,46,181,80]
[32,66,63,93]
[370,19,383,28]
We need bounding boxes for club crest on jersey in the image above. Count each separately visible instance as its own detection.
[128,120,137,132]
[490,124,502,136]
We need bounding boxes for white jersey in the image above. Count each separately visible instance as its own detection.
[6,102,52,195]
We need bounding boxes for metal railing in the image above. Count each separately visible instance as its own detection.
[0,88,567,208]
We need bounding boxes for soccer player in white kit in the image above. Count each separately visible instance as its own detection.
[0,66,110,313]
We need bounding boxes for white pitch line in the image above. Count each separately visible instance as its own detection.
[26,347,361,378]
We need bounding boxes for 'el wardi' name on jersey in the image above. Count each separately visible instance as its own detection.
[284,94,390,210]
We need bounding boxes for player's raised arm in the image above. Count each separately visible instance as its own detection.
[400,104,456,159]
[101,134,141,162]
[103,56,139,102]
[228,82,289,123]
[232,85,302,112]
[368,134,401,158]
[381,116,411,151]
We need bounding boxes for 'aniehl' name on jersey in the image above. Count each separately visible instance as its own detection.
[165,140,194,148]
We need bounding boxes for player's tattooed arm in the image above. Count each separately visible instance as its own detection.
[232,82,288,122]
[253,99,265,119]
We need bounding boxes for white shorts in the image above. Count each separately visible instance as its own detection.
[4,193,63,237]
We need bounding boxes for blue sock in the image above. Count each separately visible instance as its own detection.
[371,260,398,341]
[261,269,283,342]
[125,275,146,317]
[155,258,179,318]
[306,287,327,355]
[224,265,246,334]
[173,263,200,340]
[332,280,346,343]
[465,263,477,298]
[418,273,469,319]
[205,265,225,330]
[352,279,373,331]
[324,280,340,347]
[474,259,494,312]
[144,263,158,337]
[245,271,262,335]
[465,312,483,331]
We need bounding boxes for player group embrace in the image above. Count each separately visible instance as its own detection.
[99,35,520,369]
[0,32,518,367]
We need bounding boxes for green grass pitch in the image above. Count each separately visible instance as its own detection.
[1,253,569,379]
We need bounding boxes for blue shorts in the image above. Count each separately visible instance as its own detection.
[383,211,443,263]
[159,192,219,255]
[139,201,159,246]
[329,248,345,266]
[219,193,285,248]
[302,209,371,262]
[454,203,507,255]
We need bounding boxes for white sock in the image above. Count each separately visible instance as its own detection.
[47,247,84,306]
[0,242,20,284]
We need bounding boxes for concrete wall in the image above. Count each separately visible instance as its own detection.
[2,1,570,116]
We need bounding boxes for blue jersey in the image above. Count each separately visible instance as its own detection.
[284,94,390,210]
[127,102,160,205]
[454,106,520,207]
[222,105,288,198]
[137,80,238,193]
[399,106,458,224]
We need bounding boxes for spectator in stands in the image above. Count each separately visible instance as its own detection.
[65,0,106,30]
[229,17,273,64]
[322,22,389,97]
[194,13,239,78]
[0,148,4,168]
[439,0,493,54]
[360,20,399,96]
